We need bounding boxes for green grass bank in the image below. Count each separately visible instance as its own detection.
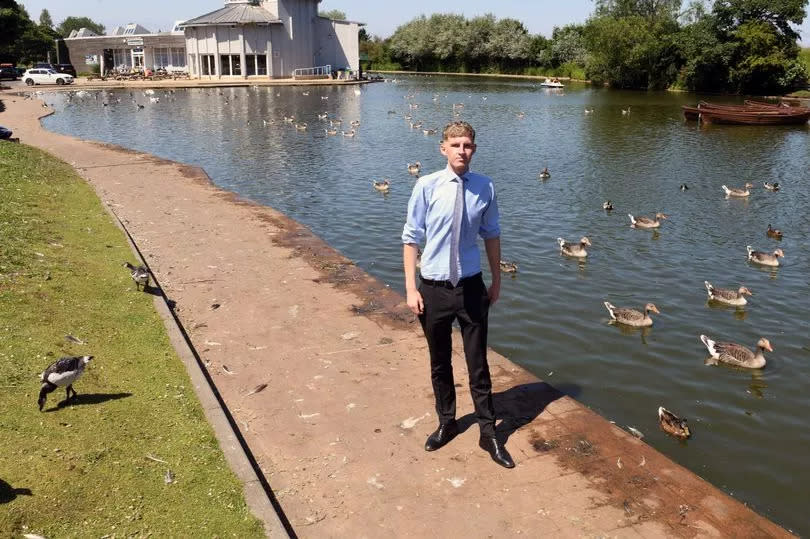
[0,141,264,537]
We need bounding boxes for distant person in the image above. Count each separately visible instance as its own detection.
[402,121,514,469]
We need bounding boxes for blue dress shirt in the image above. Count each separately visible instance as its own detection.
[402,166,500,281]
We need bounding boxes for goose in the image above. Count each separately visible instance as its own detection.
[317,112,328,120]
[628,213,667,229]
[766,224,783,240]
[320,96,329,100]
[124,262,149,290]
[679,184,689,191]
[407,162,421,175]
[149,97,159,104]
[704,281,752,306]
[295,123,308,131]
[283,116,295,123]
[621,106,631,115]
[136,104,145,110]
[324,128,338,136]
[602,200,613,211]
[350,120,361,127]
[330,118,342,126]
[604,302,659,327]
[422,128,437,135]
[516,112,526,119]
[539,167,551,179]
[763,182,780,192]
[557,237,591,258]
[301,91,310,96]
[700,335,771,369]
[658,407,691,439]
[342,129,356,138]
[387,110,397,115]
[584,108,594,114]
[372,180,390,193]
[409,121,423,129]
[747,246,783,267]
[722,183,753,197]
[39,355,94,411]
[499,260,518,273]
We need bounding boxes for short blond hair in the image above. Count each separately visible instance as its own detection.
[442,121,475,142]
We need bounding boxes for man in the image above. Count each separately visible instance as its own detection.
[402,121,514,469]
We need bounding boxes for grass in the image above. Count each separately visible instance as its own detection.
[0,140,264,537]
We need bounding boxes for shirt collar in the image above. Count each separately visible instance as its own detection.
[443,165,469,184]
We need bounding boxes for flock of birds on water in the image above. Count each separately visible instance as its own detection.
[32,82,795,441]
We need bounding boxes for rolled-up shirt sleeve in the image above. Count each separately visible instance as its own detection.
[478,186,500,239]
[402,182,427,245]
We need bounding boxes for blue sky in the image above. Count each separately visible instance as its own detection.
[19,0,810,44]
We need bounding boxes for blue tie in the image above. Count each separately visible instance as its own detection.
[449,176,464,286]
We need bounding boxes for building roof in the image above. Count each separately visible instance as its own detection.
[179,3,281,27]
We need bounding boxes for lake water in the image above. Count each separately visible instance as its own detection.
[41,77,810,534]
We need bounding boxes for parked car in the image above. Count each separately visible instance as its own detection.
[55,64,77,77]
[0,65,17,80]
[34,62,56,70]
[22,68,74,86]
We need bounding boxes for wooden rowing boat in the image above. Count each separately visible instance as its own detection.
[683,101,810,125]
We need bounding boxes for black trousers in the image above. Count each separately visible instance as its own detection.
[418,273,496,437]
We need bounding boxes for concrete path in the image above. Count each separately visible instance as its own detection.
[0,91,793,538]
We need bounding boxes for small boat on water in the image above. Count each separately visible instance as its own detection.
[540,77,564,88]
[683,100,810,125]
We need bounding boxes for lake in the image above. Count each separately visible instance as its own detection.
[41,76,810,534]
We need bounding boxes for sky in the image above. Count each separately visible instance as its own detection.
[18,0,810,44]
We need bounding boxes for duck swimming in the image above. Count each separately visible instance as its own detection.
[602,200,613,211]
[499,260,518,273]
[557,237,591,258]
[704,281,752,306]
[766,224,783,240]
[539,167,551,179]
[628,213,667,229]
[722,183,754,197]
[604,302,660,327]
[658,407,691,439]
[763,182,780,192]
[373,179,391,193]
[407,162,421,175]
[700,335,771,369]
[747,246,783,267]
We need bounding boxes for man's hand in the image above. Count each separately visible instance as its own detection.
[487,280,500,306]
[407,288,424,315]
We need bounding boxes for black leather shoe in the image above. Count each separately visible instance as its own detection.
[425,421,460,451]
[479,436,515,468]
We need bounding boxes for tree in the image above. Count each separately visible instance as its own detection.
[56,16,105,37]
[358,27,369,42]
[319,9,347,20]
[39,8,52,28]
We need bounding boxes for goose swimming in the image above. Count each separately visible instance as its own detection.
[628,213,667,229]
[557,237,591,258]
[539,167,551,179]
[373,179,390,192]
[722,183,753,197]
[407,162,421,175]
[747,246,783,267]
[39,355,94,411]
[700,335,771,369]
[704,281,751,306]
[604,302,659,327]
[499,260,518,273]
[602,200,613,211]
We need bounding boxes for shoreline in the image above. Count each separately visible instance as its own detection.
[370,69,591,84]
[1,88,794,537]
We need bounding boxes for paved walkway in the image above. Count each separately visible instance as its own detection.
[0,92,792,538]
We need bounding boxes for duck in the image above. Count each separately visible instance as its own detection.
[747,246,783,267]
[39,355,94,411]
[317,112,328,120]
[584,108,594,114]
[301,91,310,96]
[604,302,660,327]
[679,184,689,191]
[621,106,631,115]
[329,118,342,126]
[700,335,771,369]
[407,162,421,175]
[499,260,518,273]
[658,407,691,439]
[283,116,295,123]
[557,236,591,258]
[295,123,308,131]
[372,179,390,193]
[342,129,356,138]
[628,213,667,229]
[350,120,361,127]
[704,281,752,306]
[324,128,338,136]
[422,128,437,135]
[409,121,423,129]
[766,224,783,240]
[763,181,780,192]
[722,183,754,197]
[539,167,551,179]
[602,200,613,211]
[124,262,149,290]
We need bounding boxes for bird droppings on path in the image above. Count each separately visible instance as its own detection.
[445,477,466,488]
[367,475,384,490]
[399,413,429,429]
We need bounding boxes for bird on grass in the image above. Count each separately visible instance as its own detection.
[604,302,660,328]
[704,281,752,306]
[658,407,691,439]
[747,246,783,267]
[124,262,149,290]
[700,335,771,369]
[39,355,94,411]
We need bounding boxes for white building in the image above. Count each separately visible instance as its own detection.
[60,0,362,80]
[180,0,363,79]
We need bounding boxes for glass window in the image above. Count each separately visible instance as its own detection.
[201,54,214,75]
[231,55,240,75]
[257,55,267,76]
[245,55,256,76]
[171,48,186,67]
[154,48,169,68]
[220,54,230,75]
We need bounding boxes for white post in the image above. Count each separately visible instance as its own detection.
[99,52,105,77]
[239,28,247,79]
[266,33,272,78]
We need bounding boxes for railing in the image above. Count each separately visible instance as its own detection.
[293,64,331,79]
